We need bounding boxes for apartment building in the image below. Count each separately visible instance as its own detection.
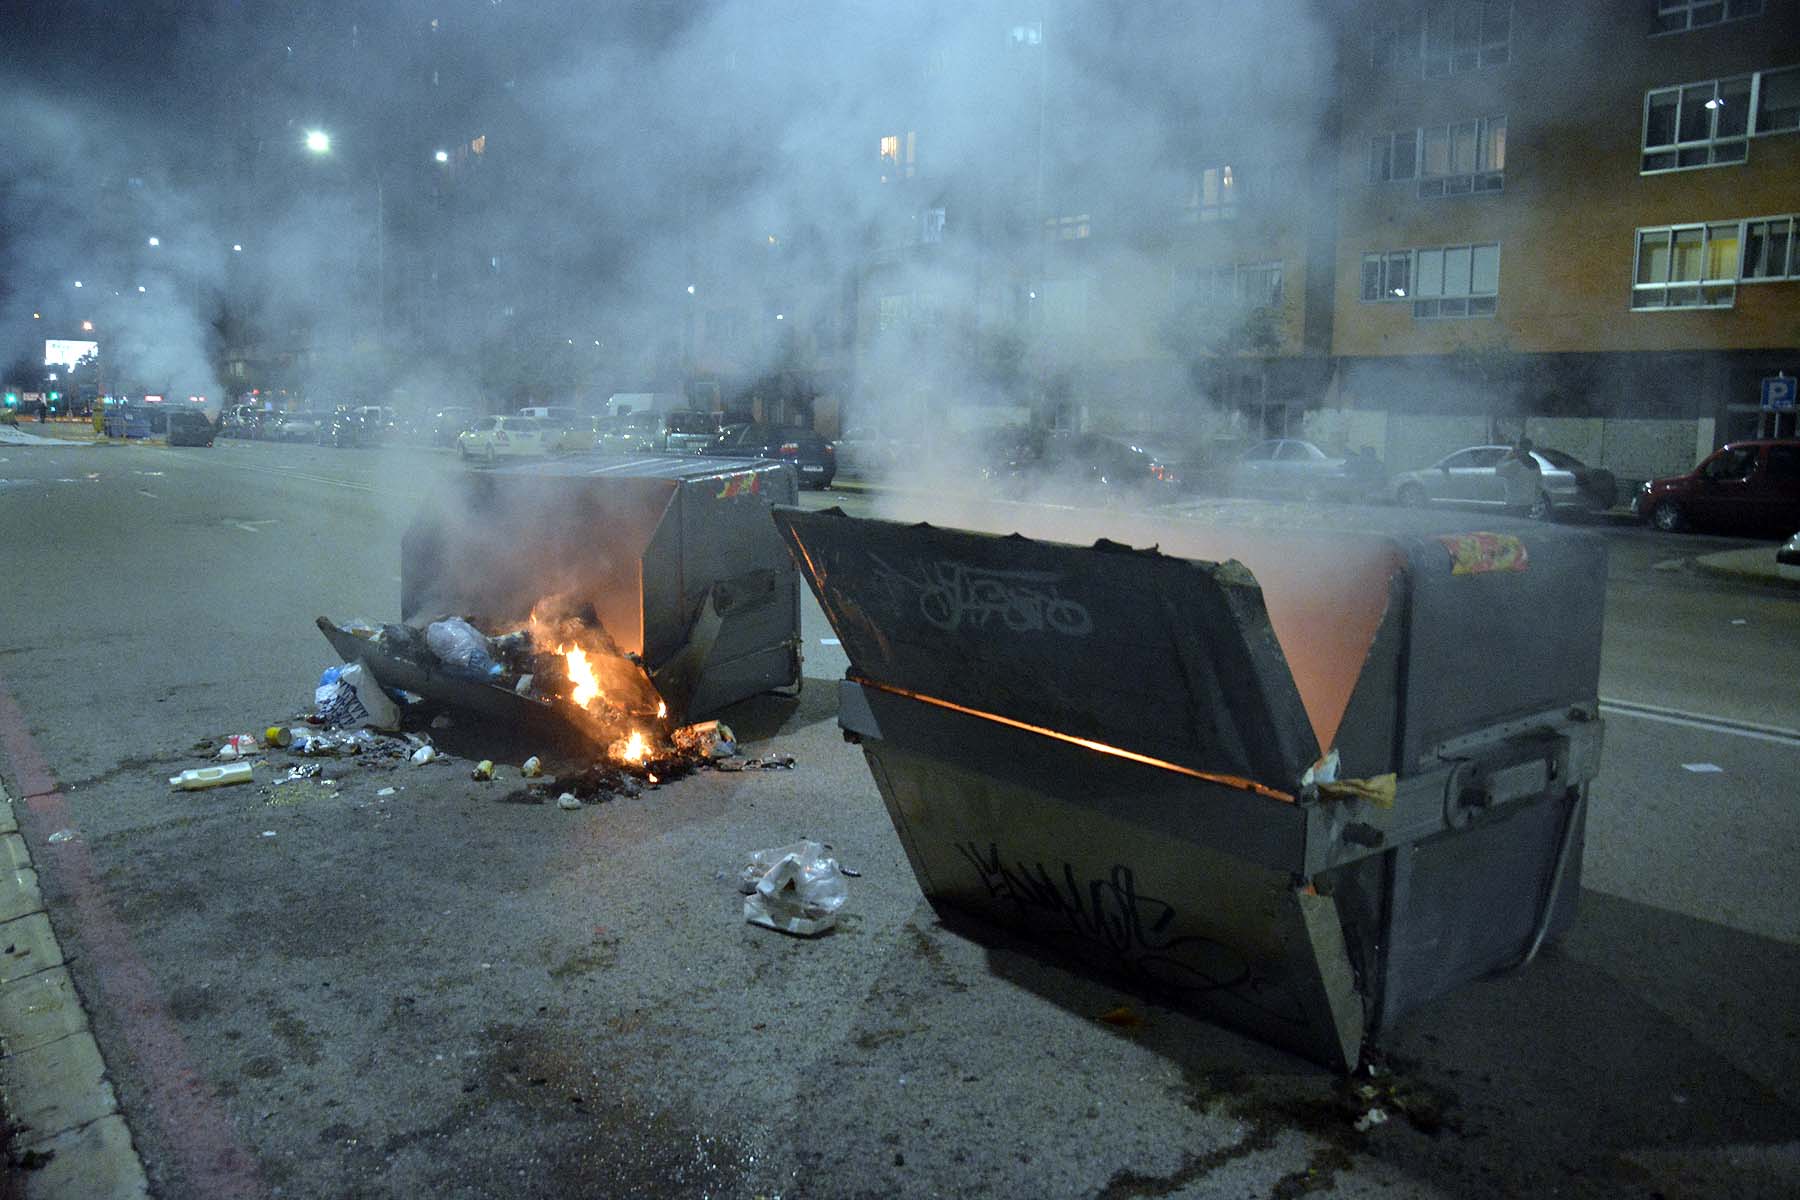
[1332,0,1800,449]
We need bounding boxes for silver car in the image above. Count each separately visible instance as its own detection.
[1390,445,1617,520]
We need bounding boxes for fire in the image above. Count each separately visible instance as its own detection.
[562,646,602,709]
[657,700,667,719]
[618,730,649,763]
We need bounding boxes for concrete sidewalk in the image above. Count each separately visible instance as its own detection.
[1693,544,1800,591]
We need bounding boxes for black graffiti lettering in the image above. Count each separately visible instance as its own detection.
[869,554,1094,636]
[954,841,1302,1025]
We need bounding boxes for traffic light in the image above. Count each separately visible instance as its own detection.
[3,392,17,408]
[47,391,61,403]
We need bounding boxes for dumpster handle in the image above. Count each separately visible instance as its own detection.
[1512,787,1583,970]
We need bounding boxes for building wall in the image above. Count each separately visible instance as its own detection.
[1332,0,1800,367]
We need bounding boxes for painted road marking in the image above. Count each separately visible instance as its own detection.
[1681,762,1724,773]
[1600,697,1800,749]
[136,489,158,499]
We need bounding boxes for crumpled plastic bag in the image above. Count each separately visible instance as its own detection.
[738,839,848,937]
[314,660,401,731]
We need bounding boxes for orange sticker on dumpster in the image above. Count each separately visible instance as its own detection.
[1437,532,1528,576]
[716,472,761,499]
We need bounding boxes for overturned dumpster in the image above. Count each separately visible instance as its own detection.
[773,504,1604,1069]
[395,457,801,724]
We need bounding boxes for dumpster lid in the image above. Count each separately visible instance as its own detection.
[775,507,1322,793]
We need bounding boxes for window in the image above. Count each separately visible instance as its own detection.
[1423,2,1511,77]
[1183,262,1284,308]
[1236,262,1284,307]
[1642,75,1751,170]
[1419,117,1506,196]
[920,206,945,244]
[1363,244,1499,317]
[1370,9,1422,73]
[1743,215,1796,279]
[1757,65,1800,135]
[1369,131,1419,182]
[1652,1,1764,35]
[877,293,911,332]
[1043,213,1090,240]
[1768,444,1800,481]
[1634,212,1799,307]
[1360,251,1414,301]
[879,132,916,182]
[1008,22,1042,47]
[1632,223,1739,308]
[1180,165,1240,222]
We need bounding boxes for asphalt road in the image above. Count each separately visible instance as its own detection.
[1,436,1796,1199]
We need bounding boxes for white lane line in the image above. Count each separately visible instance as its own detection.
[1599,697,1800,748]
[228,522,263,534]
[136,489,158,499]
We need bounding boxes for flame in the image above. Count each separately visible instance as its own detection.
[619,730,648,763]
[562,646,601,709]
[656,700,667,719]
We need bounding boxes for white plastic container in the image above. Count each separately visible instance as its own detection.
[169,762,254,790]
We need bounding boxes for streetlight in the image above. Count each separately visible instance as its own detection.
[232,244,243,253]
[304,129,330,153]
[81,321,93,332]
[434,149,448,164]
[147,236,160,247]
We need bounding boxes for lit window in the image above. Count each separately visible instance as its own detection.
[878,132,917,182]
[1042,214,1091,240]
[1181,262,1283,308]
[1375,117,1505,195]
[1180,165,1240,222]
[1634,212,1800,307]
[1008,22,1042,47]
[1652,1,1763,35]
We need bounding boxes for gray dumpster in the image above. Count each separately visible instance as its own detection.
[773,503,1605,1070]
[398,456,801,721]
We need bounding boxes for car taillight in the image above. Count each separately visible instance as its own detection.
[779,442,801,456]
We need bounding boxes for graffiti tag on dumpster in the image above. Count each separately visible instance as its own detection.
[868,554,1093,636]
[955,841,1307,1026]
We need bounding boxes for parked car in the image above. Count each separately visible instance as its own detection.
[549,415,601,454]
[1778,530,1800,566]
[664,410,725,454]
[518,406,585,429]
[1632,439,1800,534]
[269,410,323,442]
[698,422,837,488]
[1391,444,1617,520]
[992,431,1183,506]
[322,407,379,448]
[457,415,549,462]
[597,410,665,453]
[165,409,216,447]
[1229,438,1384,503]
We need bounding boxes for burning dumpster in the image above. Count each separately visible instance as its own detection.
[773,504,1604,1069]
[390,457,802,727]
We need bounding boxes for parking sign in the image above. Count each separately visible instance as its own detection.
[1762,375,1796,411]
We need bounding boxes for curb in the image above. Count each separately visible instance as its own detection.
[0,784,151,1200]
[1691,552,1800,592]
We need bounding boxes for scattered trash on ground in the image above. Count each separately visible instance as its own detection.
[410,744,439,765]
[471,759,496,781]
[521,756,542,777]
[1353,1107,1389,1133]
[557,793,582,811]
[738,839,850,937]
[314,661,401,731]
[46,829,77,845]
[377,787,397,797]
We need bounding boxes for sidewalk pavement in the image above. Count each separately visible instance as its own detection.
[1692,544,1800,591]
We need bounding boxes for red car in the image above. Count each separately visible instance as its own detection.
[1632,439,1800,534]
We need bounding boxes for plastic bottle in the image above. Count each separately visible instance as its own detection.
[169,762,254,790]
[425,618,504,681]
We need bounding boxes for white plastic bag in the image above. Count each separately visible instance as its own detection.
[314,660,401,731]
[738,839,849,937]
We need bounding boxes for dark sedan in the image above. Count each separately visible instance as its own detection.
[698,423,836,488]
[989,431,1183,507]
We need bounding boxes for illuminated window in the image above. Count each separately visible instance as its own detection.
[1042,214,1090,240]
[471,134,486,155]
[1641,75,1750,171]
[1372,117,1505,195]
[1181,262,1283,308]
[1179,165,1240,222]
[1008,22,1042,47]
[1633,212,1800,309]
[1652,0,1763,35]
[878,132,916,182]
